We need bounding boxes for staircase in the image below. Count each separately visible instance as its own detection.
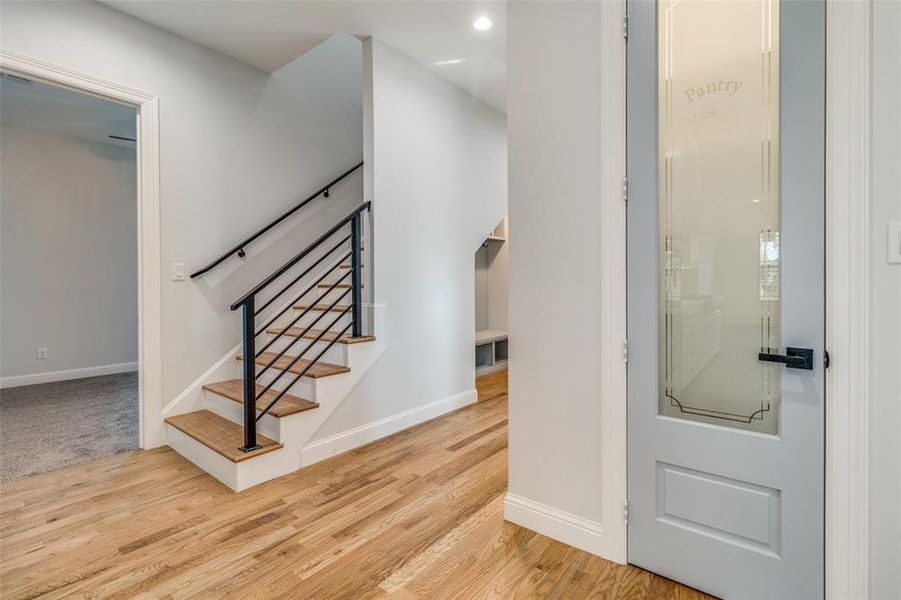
[164,163,384,491]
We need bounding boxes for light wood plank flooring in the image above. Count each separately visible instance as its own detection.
[0,370,711,599]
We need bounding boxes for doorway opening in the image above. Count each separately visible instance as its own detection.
[475,217,508,377]
[0,73,139,481]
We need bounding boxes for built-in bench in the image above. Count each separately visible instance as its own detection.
[475,330,508,375]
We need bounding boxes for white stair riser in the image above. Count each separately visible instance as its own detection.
[316,285,356,303]
[315,286,366,306]
[165,425,240,490]
[257,335,348,366]
[319,267,361,287]
[202,389,282,440]
[165,423,300,492]
[254,369,316,399]
[287,309,353,331]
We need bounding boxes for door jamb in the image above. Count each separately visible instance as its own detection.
[600,0,629,566]
[0,49,164,450]
[824,1,871,597]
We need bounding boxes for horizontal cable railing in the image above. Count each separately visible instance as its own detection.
[233,201,371,452]
[189,161,363,279]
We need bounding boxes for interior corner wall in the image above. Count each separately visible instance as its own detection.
[475,218,510,333]
[311,37,507,440]
[506,0,619,557]
[0,1,363,426]
[0,126,137,382]
[869,1,901,596]
[487,225,509,331]
[475,247,491,331]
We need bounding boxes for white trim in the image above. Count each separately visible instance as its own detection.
[476,362,508,376]
[599,0,629,565]
[0,362,138,389]
[504,493,606,557]
[0,50,163,450]
[164,425,239,491]
[825,2,871,598]
[301,388,477,465]
[162,343,242,416]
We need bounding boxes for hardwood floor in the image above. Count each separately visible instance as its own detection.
[0,369,711,599]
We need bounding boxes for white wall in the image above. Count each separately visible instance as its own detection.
[505,0,625,560]
[475,217,509,332]
[869,2,901,596]
[311,38,507,440]
[0,2,364,426]
[475,246,490,331]
[487,226,509,331]
[0,126,137,382]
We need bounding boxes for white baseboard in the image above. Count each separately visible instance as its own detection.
[301,387,478,465]
[476,361,508,376]
[0,362,138,389]
[504,493,608,558]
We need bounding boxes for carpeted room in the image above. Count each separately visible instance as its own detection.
[0,75,139,482]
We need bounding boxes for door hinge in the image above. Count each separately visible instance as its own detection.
[824,350,831,370]
[622,14,629,40]
[623,338,629,363]
[622,177,629,202]
[623,499,629,524]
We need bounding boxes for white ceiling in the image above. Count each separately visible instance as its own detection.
[102,1,507,113]
[0,74,137,148]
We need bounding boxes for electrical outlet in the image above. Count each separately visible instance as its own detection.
[888,222,901,265]
[36,347,48,360]
[171,263,186,281]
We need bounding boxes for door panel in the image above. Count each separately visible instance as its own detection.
[626,0,825,598]
[656,462,781,556]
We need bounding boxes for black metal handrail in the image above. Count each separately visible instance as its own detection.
[189,161,363,279]
[230,202,371,310]
[232,200,371,452]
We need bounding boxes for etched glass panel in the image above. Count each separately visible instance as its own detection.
[658,0,780,434]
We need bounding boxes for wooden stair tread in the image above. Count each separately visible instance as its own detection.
[203,379,318,417]
[164,410,282,462]
[317,283,363,289]
[264,327,375,344]
[293,304,352,312]
[237,352,351,378]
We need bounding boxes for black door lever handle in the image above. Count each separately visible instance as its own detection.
[758,347,814,370]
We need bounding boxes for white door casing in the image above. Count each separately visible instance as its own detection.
[0,49,163,449]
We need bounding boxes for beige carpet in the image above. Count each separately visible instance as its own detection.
[0,372,138,482]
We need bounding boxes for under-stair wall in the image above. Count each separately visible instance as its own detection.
[306,38,508,455]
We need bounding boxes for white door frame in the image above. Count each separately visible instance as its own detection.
[824,1,871,597]
[0,49,163,450]
[613,1,871,597]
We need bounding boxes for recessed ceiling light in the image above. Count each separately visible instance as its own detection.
[473,16,493,31]
[435,58,464,66]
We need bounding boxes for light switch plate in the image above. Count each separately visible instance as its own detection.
[171,263,186,281]
[889,223,901,265]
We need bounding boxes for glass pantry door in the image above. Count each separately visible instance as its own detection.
[626,0,825,597]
